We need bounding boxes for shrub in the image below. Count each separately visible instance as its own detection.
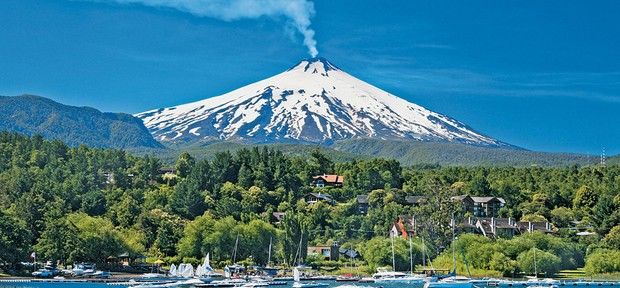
[516,248,561,276]
[584,249,620,274]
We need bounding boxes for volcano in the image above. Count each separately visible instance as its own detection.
[136,57,509,147]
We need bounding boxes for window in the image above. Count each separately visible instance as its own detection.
[316,180,325,188]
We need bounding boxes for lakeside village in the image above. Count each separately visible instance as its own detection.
[1,137,620,287]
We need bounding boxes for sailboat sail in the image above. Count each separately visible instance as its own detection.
[224,266,231,278]
[203,253,213,272]
[293,267,301,282]
[169,264,177,277]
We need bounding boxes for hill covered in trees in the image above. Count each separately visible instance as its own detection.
[152,139,596,167]
[332,139,596,167]
[0,95,163,149]
[0,132,619,277]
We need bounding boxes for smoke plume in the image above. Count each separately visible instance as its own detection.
[98,0,319,57]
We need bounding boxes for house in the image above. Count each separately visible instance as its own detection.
[307,244,339,261]
[390,215,417,238]
[456,217,479,234]
[452,195,506,217]
[311,174,344,188]
[516,221,555,234]
[468,217,554,238]
[475,217,519,238]
[356,194,369,215]
[413,215,555,239]
[305,192,334,204]
[338,247,359,259]
[405,195,427,206]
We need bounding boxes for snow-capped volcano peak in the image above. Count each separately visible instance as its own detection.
[288,57,340,75]
[136,57,507,147]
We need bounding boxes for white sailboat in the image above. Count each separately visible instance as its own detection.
[425,215,472,288]
[373,235,425,285]
[292,267,328,288]
[168,264,177,277]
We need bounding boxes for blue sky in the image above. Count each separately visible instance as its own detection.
[1,0,619,155]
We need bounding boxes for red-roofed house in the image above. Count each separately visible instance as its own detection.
[311,174,344,188]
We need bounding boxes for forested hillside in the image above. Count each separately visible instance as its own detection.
[0,95,162,149]
[332,139,596,167]
[150,139,596,167]
[0,132,619,277]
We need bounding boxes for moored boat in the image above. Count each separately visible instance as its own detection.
[292,267,328,288]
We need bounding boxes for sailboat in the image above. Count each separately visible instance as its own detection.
[261,236,279,277]
[226,234,245,274]
[336,244,360,282]
[292,267,328,288]
[373,235,425,285]
[425,214,472,288]
[168,264,177,277]
[195,254,223,281]
[521,248,558,287]
[289,232,327,288]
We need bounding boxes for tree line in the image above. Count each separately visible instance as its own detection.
[0,132,618,276]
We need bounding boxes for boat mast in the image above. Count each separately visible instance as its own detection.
[422,237,426,269]
[533,247,538,278]
[267,236,272,267]
[349,244,354,275]
[391,234,396,272]
[451,212,456,274]
[293,232,304,267]
[409,236,414,274]
[233,234,240,263]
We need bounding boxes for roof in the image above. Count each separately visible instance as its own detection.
[516,221,554,233]
[308,192,333,201]
[452,195,506,204]
[405,195,427,204]
[312,174,344,184]
[357,194,369,204]
[470,196,506,204]
[452,195,469,201]
[272,212,286,221]
[396,215,417,232]
[459,217,477,228]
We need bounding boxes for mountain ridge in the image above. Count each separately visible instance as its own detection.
[140,138,594,167]
[0,94,163,149]
[136,57,513,148]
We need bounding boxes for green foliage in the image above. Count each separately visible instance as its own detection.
[517,248,561,276]
[434,233,582,277]
[585,249,620,274]
[0,210,31,267]
[175,152,195,178]
[66,213,127,263]
[573,185,598,215]
[550,207,575,228]
[0,95,162,149]
[0,132,619,276]
[489,252,517,276]
[603,225,620,250]
[359,237,422,272]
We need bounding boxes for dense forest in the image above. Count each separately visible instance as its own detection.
[0,132,619,277]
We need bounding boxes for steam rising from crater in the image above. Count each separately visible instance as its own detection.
[96,0,319,57]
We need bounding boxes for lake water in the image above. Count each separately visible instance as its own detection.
[0,281,384,288]
[1,280,620,288]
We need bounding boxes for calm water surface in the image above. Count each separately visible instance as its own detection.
[0,281,386,288]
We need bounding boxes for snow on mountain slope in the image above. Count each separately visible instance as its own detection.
[136,57,508,147]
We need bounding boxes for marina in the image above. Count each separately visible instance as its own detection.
[1,278,620,288]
